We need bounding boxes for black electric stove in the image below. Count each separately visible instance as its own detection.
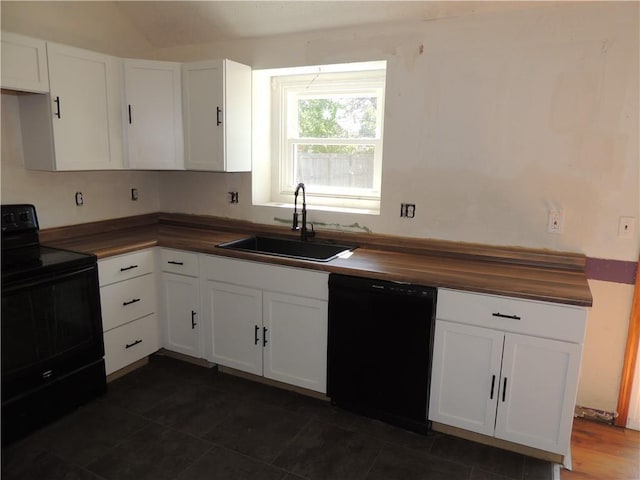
[1,204,106,446]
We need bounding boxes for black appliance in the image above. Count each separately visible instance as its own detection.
[327,273,437,434]
[1,204,106,445]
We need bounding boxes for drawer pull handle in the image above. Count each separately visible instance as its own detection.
[502,377,508,402]
[126,339,143,349]
[123,298,141,306]
[492,312,521,320]
[167,260,184,265]
[191,310,197,329]
[120,265,138,272]
[490,375,496,399]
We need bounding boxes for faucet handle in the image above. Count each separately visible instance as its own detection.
[308,223,316,238]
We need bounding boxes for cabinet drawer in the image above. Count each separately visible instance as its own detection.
[100,273,156,331]
[437,288,587,343]
[98,249,155,286]
[202,255,328,300]
[104,313,159,375]
[159,248,199,276]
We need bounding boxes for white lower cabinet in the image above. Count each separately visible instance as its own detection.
[98,249,159,375]
[159,249,201,358]
[103,313,159,375]
[262,291,328,392]
[206,281,263,375]
[429,288,586,457]
[201,255,329,393]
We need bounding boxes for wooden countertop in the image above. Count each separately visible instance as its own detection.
[40,214,593,307]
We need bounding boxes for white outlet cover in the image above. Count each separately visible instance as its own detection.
[618,217,636,238]
[547,208,564,234]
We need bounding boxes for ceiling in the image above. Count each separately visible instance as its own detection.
[112,1,541,48]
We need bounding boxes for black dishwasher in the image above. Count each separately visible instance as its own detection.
[327,273,437,434]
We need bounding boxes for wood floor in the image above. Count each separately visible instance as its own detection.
[562,418,640,480]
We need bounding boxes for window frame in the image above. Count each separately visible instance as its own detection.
[270,65,386,211]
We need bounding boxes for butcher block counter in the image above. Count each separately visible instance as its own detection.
[40,212,592,307]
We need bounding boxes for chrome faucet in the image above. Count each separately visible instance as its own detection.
[292,182,315,241]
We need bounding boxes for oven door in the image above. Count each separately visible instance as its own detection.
[1,264,104,402]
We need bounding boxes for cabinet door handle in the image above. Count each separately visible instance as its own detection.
[254,325,260,345]
[191,310,197,329]
[123,298,141,306]
[263,327,268,347]
[502,377,508,402]
[54,96,61,118]
[216,106,222,126]
[120,264,138,272]
[167,260,184,265]
[128,104,132,124]
[490,375,496,399]
[126,339,143,349]
[492,312,521,320]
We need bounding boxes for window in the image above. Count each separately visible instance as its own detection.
[256,62,386,213]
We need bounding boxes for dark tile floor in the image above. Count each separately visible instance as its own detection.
[2,354,554,480]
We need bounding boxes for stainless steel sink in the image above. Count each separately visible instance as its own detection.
[216,236,358,262]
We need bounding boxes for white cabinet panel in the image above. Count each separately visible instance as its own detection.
[183,59,251,172]
[437,288,587,343]
[262,292,328,393]
[100,273,156,331]
[161,272,200,358]
[98,249,155,286]
[204,280,263,376]
[19,42,124,171]
[159,248,199,277]
[103,313,159,375]
[125,59,183,170]
[495,333,582,453]
[429,321,504,436]
[1,32,49,92]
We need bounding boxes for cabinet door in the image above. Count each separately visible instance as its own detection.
[1,32,49,92]
[183,60,224,171]
[125,59,183,170]
[203,280,262,375]
[262,292,328,393]
[46,43,124,170]
[495,333,582,455]
[162,272,200,358]
[429,321,504,436]
[182,59,251,172]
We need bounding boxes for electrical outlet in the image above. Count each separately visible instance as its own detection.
[131,188,138,201]
[618,217,636,238]
[547,208,563,234]
[400,203,416,218]
[228,191,239,204]
[75,192,84,206]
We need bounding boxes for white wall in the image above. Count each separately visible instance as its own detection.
[1,1,638,412]
[154,2,639,262]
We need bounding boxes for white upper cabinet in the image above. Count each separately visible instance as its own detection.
[19,42,124,171]
[182,59,251,172]
[1,32,49,93]
[124,59,184,170]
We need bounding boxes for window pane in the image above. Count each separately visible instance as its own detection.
[297,97,377,139]
[294,144,375,189]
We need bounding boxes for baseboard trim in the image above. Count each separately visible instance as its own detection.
[431,422,564,464]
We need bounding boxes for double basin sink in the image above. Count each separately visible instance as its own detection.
[217,235,358,262]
